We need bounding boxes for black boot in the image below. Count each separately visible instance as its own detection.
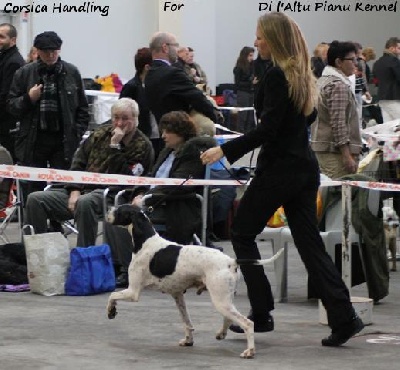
[229,310,274,333]
[321,315,364,346]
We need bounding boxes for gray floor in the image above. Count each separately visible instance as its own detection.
[1,221,399,370]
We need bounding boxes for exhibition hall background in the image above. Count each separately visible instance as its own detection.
[1,0,398,92]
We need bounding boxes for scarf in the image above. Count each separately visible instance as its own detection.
[37,58,63,132]
[321,65,355,97]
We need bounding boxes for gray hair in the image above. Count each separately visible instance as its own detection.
[111,98,139,122]
[149,32,173,53]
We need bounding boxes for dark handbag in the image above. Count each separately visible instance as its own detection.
[65,244,115,296]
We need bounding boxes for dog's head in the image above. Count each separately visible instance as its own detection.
[382,206,399,229]
[107,205,156,251]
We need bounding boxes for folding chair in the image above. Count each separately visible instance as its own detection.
[114,165,211,246]
[0,145,23,243]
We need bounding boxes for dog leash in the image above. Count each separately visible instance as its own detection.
[145,175,194,214]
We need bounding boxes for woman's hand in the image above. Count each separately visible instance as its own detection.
[200,146,224,165]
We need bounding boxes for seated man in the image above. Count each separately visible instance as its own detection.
[24,98,154,247]
[105,111,216,286]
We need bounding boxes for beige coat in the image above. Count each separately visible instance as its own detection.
[311,66,362,155]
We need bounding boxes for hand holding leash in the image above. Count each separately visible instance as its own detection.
[200,146,224,165]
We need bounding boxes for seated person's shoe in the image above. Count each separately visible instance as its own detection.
[321,315,364,346]
[115,272,129,288]
[229,311,274,333]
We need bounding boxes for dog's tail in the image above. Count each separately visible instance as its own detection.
[236,248,284,266]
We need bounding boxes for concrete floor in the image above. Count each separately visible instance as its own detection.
[1,221,400,370]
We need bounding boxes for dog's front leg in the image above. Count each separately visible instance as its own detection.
[107,288,141,319]
[173,293,194,346]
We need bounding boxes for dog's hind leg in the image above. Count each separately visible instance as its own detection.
[106,288,141,319]
[208,284,255,359]
[389,237,397,271]
[173,293,194,347]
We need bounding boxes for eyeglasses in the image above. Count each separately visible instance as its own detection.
[166,42,179,48]
[342,57,358,63]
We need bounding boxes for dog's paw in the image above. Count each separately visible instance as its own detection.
[240,348,255,359]
[179,339,194,347]
[108,306,118,319]
[216,331,227,340]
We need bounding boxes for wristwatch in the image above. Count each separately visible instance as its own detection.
[109,143,121,150]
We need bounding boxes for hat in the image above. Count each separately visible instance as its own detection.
[33,31,63,50]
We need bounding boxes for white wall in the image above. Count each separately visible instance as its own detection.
[7,0,398,91]
[31,0,158,81]
[214,0,400,87]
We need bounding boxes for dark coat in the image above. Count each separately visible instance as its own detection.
[145,60,216,124]
[0,45,25,135]
[119,74,152,137]
[373,52,400,100]
[7,59,89,165]
[143,136,216,244]
[221,66,318,175]
[233,64,254,93]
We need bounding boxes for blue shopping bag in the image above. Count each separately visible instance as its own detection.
[65,244,115,296]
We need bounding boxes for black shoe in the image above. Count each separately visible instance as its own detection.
[115,272,129,288]
[229,312,274,333]
[321,315,364,347]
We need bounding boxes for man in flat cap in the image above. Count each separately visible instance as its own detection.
[7,31,89,198]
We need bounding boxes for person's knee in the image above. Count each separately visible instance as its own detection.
[26,191,46,209]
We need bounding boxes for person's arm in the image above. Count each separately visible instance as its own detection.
[326,82,351,148]
[221,67,289,164]
[73,68,90,138]
[170,68,217,122]
[0,61,23,113]
[391,58,400,83]
[7,67,37,118]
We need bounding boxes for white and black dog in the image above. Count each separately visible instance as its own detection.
[106,204,283,359]
[382,206,398,272]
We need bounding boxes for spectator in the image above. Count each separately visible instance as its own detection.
[24,98,154,248]
[0,23,25,161]
[106,110,216,287]
[7,31,89,197]
[354,42,371,128]
[186,47,208,86]
[173,46,189,70]
[311,42,329,78]
[145,32,216,126]
[233,46,256,133]
[120,47,159,149]
[311,41,362,179]
[372,37,400,122]
[26,46,38,63]
[361,46,376,83]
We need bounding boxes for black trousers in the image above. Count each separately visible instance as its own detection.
[231,167,355,330]
[21,132,69,205]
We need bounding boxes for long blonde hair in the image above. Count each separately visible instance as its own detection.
[257,12,317,116]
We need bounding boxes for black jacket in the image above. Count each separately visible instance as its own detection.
[7,59,89,165]
[136,136,216,244]
[233,65,254,93]
[119,74,152,137]
[373,52,400,100]
[221,66,318,175]
[145,60,216,124]
[0,46,25,135]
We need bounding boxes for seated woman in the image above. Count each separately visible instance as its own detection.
[105,111,217,287]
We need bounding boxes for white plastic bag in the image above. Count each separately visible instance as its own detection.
[23,226,71,296]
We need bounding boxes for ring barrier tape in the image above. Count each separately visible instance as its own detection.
[1,165,395,190]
